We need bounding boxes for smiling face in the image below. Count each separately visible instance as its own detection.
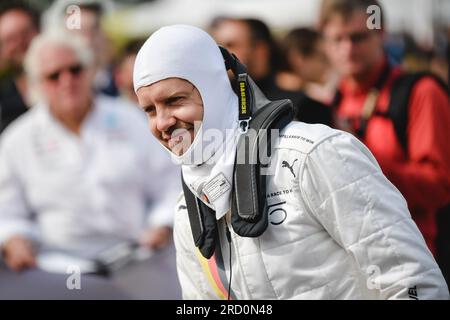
[136,78,204,156]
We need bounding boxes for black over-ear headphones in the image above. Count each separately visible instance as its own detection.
[219,45,294,238]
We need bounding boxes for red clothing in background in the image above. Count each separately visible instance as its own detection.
[334,60,450,254]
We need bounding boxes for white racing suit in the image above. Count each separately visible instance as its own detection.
[174,121,449,299]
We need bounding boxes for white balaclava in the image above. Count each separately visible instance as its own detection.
[134,25,239,219]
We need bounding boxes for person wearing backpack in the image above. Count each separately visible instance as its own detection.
[320,0,450,283]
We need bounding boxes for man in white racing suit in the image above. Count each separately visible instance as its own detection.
[133,25,449,299]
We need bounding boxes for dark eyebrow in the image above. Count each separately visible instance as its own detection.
[164,84,195,100]
[141,84,195,111]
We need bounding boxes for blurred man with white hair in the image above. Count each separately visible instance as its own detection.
[0,30,179,271]
[43,0,117,96]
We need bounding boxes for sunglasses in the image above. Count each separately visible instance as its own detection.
[44,64,84,82]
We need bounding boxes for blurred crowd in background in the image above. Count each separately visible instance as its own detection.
[0,0,449,293]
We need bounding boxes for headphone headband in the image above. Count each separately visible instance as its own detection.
[219,46,248,75]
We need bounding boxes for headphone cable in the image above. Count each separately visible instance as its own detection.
[225,225,232,300]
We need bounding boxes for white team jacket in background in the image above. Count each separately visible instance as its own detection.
[0,95,180,247]
[174,121,449,300]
